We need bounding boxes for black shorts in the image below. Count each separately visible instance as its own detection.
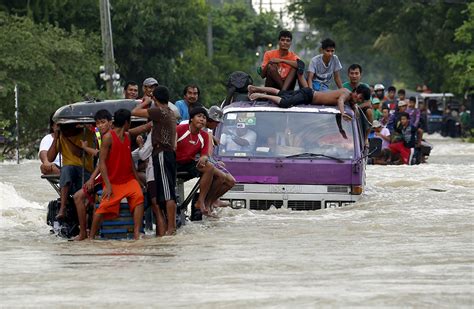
[152,150,176,203]
[176,161,201,181]
[147,181,157,200]
[278,87,313,108]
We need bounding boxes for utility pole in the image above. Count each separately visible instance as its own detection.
[206,0,214,59]
[14,84,19,164]
[99,0,116,97]
[207,12,213,59]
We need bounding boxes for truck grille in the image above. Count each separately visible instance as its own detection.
[288,200,322,211]
[249,200,283,210]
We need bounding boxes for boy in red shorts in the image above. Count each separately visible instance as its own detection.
[89,109,145,240]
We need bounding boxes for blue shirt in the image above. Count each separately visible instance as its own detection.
[175,100,189,121]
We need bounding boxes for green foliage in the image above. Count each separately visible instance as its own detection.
[211,3,278,86]
[0,0,280,158]
[291,0,470,94]
[0,12,101,157]
[445,2,474,95]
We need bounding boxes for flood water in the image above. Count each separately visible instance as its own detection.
[1,135,473,308]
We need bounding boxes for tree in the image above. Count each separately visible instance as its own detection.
[445,2,474,96]
[0,12,101,158]
[290,0,470,94]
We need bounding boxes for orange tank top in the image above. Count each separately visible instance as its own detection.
[105,130,134,184]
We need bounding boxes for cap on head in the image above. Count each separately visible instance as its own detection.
[372,120,382,128]
[207,105,223,122]
[143,77,159,87]
[371,97,381,105]
[398,100,408,107]
[374,84,385,91]
[189,107,209,120]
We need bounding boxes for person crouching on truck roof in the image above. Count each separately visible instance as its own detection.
[247,84,371,122]
[72,109,113,241]
[47,121,95,221]
[89,109,145,240]
[307,38,343,92]
[39,113,61,175]
[131,86,178,235]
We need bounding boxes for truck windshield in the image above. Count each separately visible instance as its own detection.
[216,111,355,159]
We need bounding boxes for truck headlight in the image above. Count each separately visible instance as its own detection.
[325,201,340,208]
[231,200,246,209]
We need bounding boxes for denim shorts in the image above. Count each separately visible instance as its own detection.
[312,80,329,92]
[59,165,91,194]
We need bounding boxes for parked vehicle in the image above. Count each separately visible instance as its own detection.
[419,93,455,134]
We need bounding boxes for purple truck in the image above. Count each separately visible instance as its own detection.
[214,101,367,210]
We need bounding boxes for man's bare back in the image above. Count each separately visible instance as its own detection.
[312,88,351,105]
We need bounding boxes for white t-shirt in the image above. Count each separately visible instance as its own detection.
[377,127,391,149]
[221,129,257,152]
[38,134,61,166]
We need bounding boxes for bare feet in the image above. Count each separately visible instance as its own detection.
[249,93,264,101]
[247,85,257,94]
[203,211,219,219]
[196,200,209,216]
[212,200,230,208]
[165,229,176,236]
[55,208,66,220]
[74,233,87,241]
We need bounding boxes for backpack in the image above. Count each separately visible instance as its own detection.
[223,71,253,107]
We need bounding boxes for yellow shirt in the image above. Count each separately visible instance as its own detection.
[57,130,94,172]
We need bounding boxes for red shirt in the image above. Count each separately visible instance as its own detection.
[176,124,209,164]
[105,131,134,184]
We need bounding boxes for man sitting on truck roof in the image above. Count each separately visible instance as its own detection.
[248,84,371,121]
[260,30,300,91]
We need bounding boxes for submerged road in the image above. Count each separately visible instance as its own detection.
[0,135,473,307]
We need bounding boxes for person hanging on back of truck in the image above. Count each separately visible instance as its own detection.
[131,86,178,235]
[47,121,95,221]
[39,113,61,176]
[72,109,113,241]
[89,109,145,240]
[175,107,235,216]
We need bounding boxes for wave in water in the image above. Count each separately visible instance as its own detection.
[0,182,49,235]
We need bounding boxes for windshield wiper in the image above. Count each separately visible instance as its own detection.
[285,152,345,163]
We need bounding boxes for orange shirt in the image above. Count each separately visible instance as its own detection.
[261,49,299,80]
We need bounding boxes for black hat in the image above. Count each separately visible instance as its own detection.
[189,107,209,120]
